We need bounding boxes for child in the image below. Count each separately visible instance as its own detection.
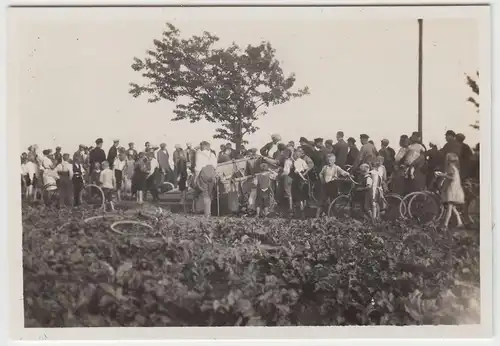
[113,152,127,202]
[371,156,388,211]
[254,163,276,217]
[317,154,350,217]
[281,149,294,213]
[403,138,425,180]
[90,162,102,186]
[436,153,464,229]
[356,163,376,219]
[23,153,39,201]
[292,149,309,213]
[123,154,135,198]
[99,161,116,211]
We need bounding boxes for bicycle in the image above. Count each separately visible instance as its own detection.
[327,176,404,221]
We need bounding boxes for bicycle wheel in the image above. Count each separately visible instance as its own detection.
[327,194,352,219]
[399,192,417,219]
[80,184,105,210]
[407,192,441,224]
[381,193,404,221]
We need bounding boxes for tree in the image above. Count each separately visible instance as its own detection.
[466,70,479,130]
[129,23,310,153]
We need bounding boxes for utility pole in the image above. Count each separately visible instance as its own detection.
[418,18,423,141]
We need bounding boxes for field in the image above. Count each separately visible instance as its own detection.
[22,204,480,327]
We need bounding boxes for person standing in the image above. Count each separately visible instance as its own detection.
[345,137,359,167]
[132,152,148,204]
[260,134,282,158]
[194,141,218,217]
[436,153,465,229]
[440,130,462,170]
[456,133,473,180]
[352,134,377,171]
[72,156,85,206]
[425,142,441,188]
[146,151,160,202]
[127,142,138,160]
[107,139,120,169]
[113,152,127,202]
[123,153,136,198]
[55,153,73,207]
[157,143,172,183]
[378,139,396,178]
[54,147,63,165]
[99,161,116,212]
[89,138,106,178]
[332,131,349,169]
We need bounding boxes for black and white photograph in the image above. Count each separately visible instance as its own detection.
[7,4,492,340]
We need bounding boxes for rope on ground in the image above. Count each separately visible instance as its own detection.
[109,220,154,235]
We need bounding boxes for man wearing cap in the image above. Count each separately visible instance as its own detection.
[440,130,462,170]
[157,143,172,184]
[378,139,396,178]
[172,144,186,187]
[311,138,327,171]
[89,138,106,176]
[73,144,85,164]
[299,137,315,159]
[107,140,120,169]
[456,133,472,179]
[332,131,349,169]
[127,142,138,160]
[185,143,196,171]
[352,134,377,171]
[54,146,63,165]
[346,137,359,166]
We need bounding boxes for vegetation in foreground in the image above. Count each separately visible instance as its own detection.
[23,204,480,327]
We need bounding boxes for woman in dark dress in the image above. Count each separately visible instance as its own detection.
[131,152,148,204]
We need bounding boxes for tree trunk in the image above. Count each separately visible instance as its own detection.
[234,122,243,158]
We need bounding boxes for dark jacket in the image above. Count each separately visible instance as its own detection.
[378,146,396,174]
[157,149,172,173]
[260,142,277,157]
[107,146,118,168]
[332,139,349,168]
[346,146,359,166]
[89,147,106,173]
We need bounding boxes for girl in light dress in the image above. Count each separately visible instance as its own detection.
[436,152,465,229]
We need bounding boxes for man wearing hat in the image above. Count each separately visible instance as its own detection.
[89,138,106,177]
[346,137,359,166]
[127,142,138,160]
[352,134,377,171]
[378,139,396,178]
[312,137,328,171]
[440,130,462,170]
[332,131,349,169]
[54,146,63,165]
[73,144,85,164]
[107,139,120,169]
[456,133,472,179]
[299,137,315,159]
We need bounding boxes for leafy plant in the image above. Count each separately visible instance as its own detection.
[23,205,480,327]
[466,71,479,130]
[129,23,309,153]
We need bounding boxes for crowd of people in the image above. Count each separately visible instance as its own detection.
[20,129,479,227]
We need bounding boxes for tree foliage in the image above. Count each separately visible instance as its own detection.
[466,70,479,130]
[129,23,310,151]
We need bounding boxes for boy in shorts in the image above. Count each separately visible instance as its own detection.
[99,161,116,211]
[255,163,276,217]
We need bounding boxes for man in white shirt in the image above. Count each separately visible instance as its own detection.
[194,141,218,217]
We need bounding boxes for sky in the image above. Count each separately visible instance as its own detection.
[8,7,481,154]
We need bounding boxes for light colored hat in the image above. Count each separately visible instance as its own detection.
[271,133,282,141]
[174,144,181,149]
